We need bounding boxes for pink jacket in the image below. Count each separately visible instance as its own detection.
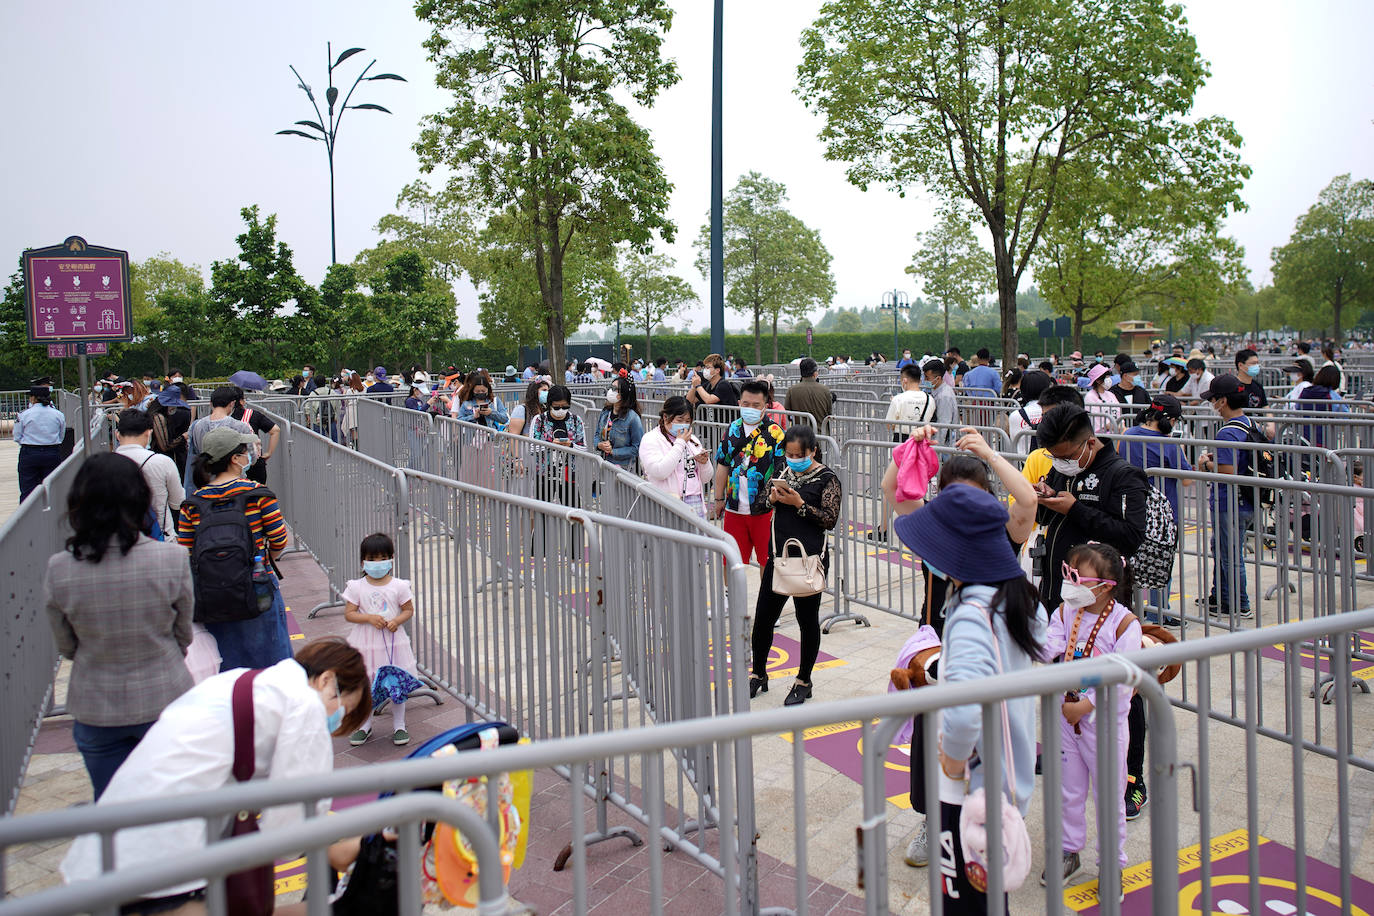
[892,436,941,504]
[638,427,710,500]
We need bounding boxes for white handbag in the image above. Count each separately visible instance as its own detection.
[770,499,828,597]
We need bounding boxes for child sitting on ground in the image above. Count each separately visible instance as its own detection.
[343,532,417,747]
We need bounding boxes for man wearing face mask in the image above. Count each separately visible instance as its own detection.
[687,353,739,418]
[1230,348,1267,409]
[712,380,786,567]
[114,409,185,534]
[1032,405,1149,612]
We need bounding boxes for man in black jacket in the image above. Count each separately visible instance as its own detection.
[1033,405,1149,612]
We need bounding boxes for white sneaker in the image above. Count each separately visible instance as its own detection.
[903,818,929,867]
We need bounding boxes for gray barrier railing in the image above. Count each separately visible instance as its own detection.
[0,390,31,439]
[8,608,1370,915]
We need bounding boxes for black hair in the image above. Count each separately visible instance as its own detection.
[953,577,1044,660]
[1037,404,1093,449]
[900,363,923,384]
[546,384,572,406]
[1038,384,1084,410]
[1322,346,1336,361]
[210,385,239,409]
[1186,358,1206,371]
[799,357,818,378]
[733,357,747,369]
[975,347,991,361]
[192,442,248,488]
[1018,370,1053,406]
[1066,542,1137,611]
[1296,341,1311,354]
[522,379,547,420]
[1235,348,1258,367]
[1314,365,1341,389]
[1291,362,1314,383]
[175,382,195,401]
[360,532,395,560]
[661,395,693,423]
[1038,360,1054,373]
[938,456,992,492]
[655,357,668,368]
[922,358,946,377]
[740,379,770,400]
[1003,367,1023,389]
[782,424,818,454]
[64,453,151,563]
[946,347,961,356]
[610,376,640,416]
[1133,404,1175,436]
[116,408,153,437]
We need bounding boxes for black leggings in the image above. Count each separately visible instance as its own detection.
[752,559,823,682]
[1127,692,1146,782]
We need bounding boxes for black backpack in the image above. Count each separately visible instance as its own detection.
[1221,418,1277,506]
[186,488,273,623]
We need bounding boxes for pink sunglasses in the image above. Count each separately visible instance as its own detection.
[1062,561,1116,589]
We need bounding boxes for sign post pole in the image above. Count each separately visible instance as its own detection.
[76,346,91,455]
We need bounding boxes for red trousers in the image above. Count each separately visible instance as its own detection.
[724,509,772,566]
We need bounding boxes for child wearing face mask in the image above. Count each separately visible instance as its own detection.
[343,532,416,747]
[1041,542,1142,887]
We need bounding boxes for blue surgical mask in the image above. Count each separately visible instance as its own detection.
[363,559,393,579]
[669,422,690,436]
[1246,364,1260,378]
[325,704,344,733]
[302,369,312,379]
[538,389,548,404]
[924,560,946,579]
[786,456,813,473]
[740,406,763,425]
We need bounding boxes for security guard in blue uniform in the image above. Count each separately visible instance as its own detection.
[14,386,66,501]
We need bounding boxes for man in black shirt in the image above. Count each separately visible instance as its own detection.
[231,388,280,485]
[1232,348,1268,410]
[687,353,739,417]
[1109,360,1151,409]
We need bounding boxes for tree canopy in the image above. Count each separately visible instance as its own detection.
[209,205,315,367]
[908,208,994,352]
[414,0,678,382]
[1272,173,1374,342]
[620,251,697,363]
[693,172,835,363]
[798,0,1239,365]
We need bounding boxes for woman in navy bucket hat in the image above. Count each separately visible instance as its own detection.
[894,485,1046,912]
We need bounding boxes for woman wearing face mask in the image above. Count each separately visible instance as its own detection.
[453,373,509,427]
[1161,357,1190,395]
[595,376,644,471]
[178,427,292,671]
[507,378,550,437]
[1083,364,1121,434]
[639,396,712,518]
[751,426,841,706]
[60,637,371,914]
[527,386,587,513]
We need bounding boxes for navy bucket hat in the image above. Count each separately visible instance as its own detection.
[894,484,1023,584]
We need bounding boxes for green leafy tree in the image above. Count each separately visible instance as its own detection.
[369,251,460,370]
[1034,147,1248,351]
[1272,174,1374,342]
[209,206,315,367]
[300,263,364,371]
[833,309,863,333]
[374,179,480,284]
[907,208,994,353]
[798,0,1237,366]
[621,251,697,363]
[131,255,208,375]
[693,173,836,363]
[414,0,678,383]
[1143,235,1248,344]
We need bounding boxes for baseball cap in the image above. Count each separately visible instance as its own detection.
[1149,393,1182,418]
[200,427,259,461]
[1198,374,1244,402]
[373,366,388,381]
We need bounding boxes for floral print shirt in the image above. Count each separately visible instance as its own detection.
[714,419,785,515]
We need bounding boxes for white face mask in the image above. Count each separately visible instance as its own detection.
[605,389,619,403]
[549,407,569,420]
[1061,581,1103,611]
[1051,442,1089,477]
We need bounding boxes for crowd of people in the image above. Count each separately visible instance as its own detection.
[15,331,1366,911]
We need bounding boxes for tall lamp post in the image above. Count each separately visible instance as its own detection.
[879,290,910,361]
[709,0,725,357]
[277,43,406,264]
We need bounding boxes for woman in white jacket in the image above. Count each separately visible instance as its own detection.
[639,395,712,519]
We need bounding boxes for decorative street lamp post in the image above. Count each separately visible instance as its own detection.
[709,0,725,357]
[276,42,405,264]
[879,290,910,361]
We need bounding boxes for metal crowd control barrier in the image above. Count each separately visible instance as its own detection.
[49,607,1374,914]
[0,390,30,439]
[0,450,81,816]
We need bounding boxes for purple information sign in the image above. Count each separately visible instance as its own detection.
[23,237,132,344]
[47,344,68,359]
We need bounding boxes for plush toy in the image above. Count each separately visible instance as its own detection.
[1140,623,1181,685]
[889,625,942,691]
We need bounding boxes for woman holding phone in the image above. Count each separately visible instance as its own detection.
[639,396,712,519]
[750,426,841,707]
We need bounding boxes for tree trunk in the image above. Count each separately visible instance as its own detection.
[1333,282,1344,344]
[943,300,950,353]
[772,312,780,363]
[1072,300,1085,353]
[991,240,1018,368]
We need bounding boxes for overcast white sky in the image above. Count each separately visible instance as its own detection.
[3,1,1371,337]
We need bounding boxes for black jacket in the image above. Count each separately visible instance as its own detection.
[1035,444,1149,610]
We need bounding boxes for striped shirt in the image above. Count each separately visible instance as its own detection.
[176,479,287,561]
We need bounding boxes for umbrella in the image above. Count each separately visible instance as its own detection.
[790,357,805,365]
[229,370,267,391]
[585,357,612,371]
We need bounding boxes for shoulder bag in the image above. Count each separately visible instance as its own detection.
[770,480,829,597]
[223,669,274,916]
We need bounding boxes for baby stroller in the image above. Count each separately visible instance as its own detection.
[333,722,531,914]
